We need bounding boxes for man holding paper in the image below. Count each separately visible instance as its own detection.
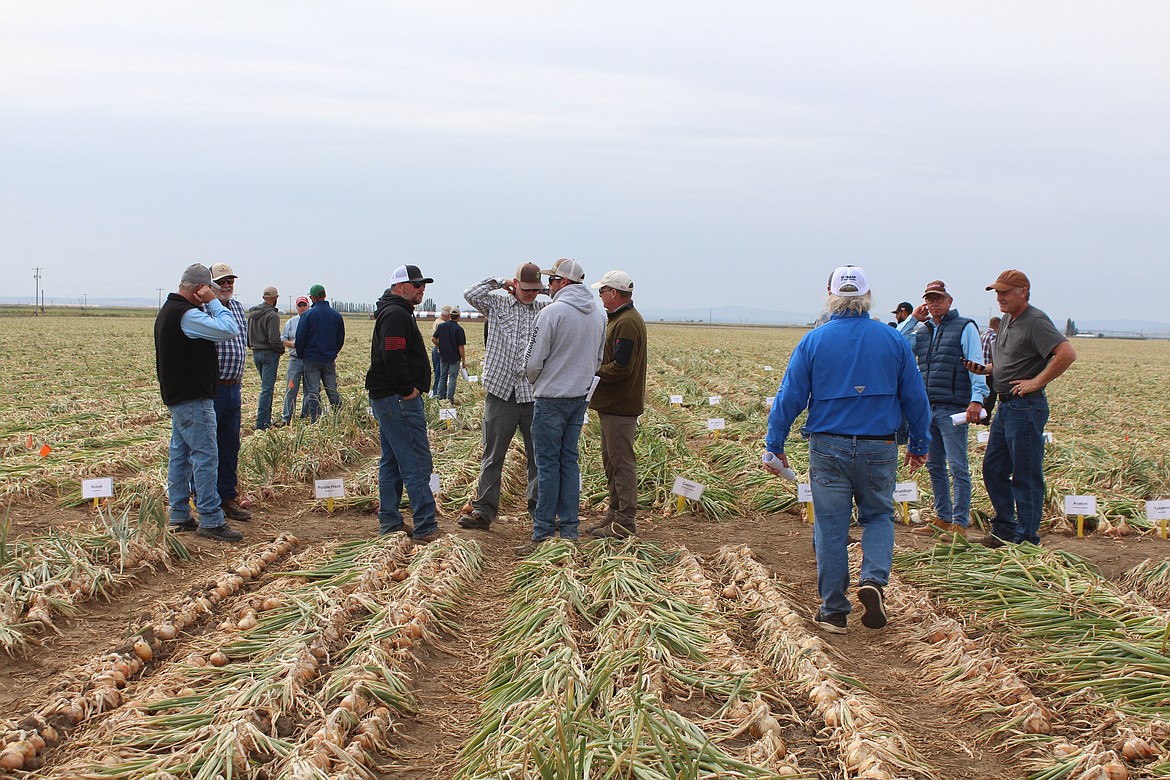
[900,280,988,536]
[587,270,647,539]
[764,266,930,634]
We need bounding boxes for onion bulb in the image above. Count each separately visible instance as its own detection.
[132,638,153,662]
[209,651,229,667]
[0,748,25,771]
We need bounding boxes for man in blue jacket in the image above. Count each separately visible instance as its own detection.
[765,266,931,635]
[295,284,345,422]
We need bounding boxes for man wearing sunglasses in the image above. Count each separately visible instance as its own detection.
[519,258,606,555]
[366,264,442,544]
[278,296,311,426]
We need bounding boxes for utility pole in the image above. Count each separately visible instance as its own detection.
[82,293,87,315]
[157,288,164,309]
[33,267,42,316]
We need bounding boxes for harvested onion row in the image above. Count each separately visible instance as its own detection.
[0,507,187,654]
[37,535,403,779]
[717,543,936,780]
[668,549,805,776]
[887,563,1170,777]
[279,535,483,777]
[0,533,300,775]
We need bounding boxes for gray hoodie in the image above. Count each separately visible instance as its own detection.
[525,282,606,398]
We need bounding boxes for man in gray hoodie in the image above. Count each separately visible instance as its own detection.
[246,286,286,430]
[520,258,606,555]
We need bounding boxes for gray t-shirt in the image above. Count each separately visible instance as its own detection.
[993,305,1067,386]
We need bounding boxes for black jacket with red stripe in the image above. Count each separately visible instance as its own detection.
[366,291,431,400]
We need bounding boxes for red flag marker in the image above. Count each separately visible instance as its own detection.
[26,434,33,448]
[39,444,52,457]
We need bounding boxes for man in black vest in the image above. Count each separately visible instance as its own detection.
[154,264,245,542]
[901,280,988,536]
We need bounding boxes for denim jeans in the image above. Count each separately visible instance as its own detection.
[371,394,438,537]
[167,399,225,528]
[437,360,460,403]
[925,405,972,527]
[472,392,537,522]
[303,360,340,421]
[253,350,280,430]
[532,396,588,541]
[808,434,897,616]
[213,382,242,502]
[282,356,307,424]
[983,394,1049,544]
[431,347,442,396]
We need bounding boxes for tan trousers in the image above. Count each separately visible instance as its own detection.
[598,412,639,529]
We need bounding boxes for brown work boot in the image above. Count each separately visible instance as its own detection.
[589,523,635,539]
[221,498,252,522]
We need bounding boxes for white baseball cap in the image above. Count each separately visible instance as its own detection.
[591,270,633,292]
[829,265,869,297]
[209,262,237,282]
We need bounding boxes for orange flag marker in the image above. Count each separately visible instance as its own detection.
[39,444,52,457]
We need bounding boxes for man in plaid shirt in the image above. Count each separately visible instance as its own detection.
[980,316,1001,420]
[208,263,253,522]
[457,262,549,529]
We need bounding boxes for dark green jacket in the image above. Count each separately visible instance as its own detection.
[590,302,647,416]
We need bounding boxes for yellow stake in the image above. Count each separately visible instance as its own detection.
[807,503,815,525]
[901,502,910,525]
[677,495,686,513]
[93,497,99,509]
[1162,518,1167,540]
[327,497,335,514]
[712,429,720,440]
[1076,514,1084,537]
[446,419,453,430]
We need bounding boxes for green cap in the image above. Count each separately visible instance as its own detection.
[309,284,325,297]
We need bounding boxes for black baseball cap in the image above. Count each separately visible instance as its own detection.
[892,301,913,314]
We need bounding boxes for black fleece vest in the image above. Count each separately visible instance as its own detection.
[155,294,218,406]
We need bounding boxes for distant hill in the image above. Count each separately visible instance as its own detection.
[1074,319,1170,335]
[641,305,818,326]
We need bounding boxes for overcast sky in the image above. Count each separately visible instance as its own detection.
[2,1,1167,324]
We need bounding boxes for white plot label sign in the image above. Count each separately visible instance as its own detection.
[82,478,114,499]
[708,395,721,406]
[893,482,919,503]
[315,479,345,499]
[429,473,441,494]
[1064,495,1097,516]
[706,418,725,431]
[798,483,813,503]
[1146,499,1170,521]
[671,477,706,501]
[438,408,458,421]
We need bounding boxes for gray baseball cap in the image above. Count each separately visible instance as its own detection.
[181,264,221,292]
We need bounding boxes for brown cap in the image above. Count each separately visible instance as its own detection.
[515,262,544,291]
[922,279,950,298]
[262,286,278,298]
[986,269,1030,292]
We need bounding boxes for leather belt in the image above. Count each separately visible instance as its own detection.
[822,432,895,442]
[218,377,242,386]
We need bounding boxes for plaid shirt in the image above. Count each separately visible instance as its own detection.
[980,326,997,365]
[464,277,548,403]
[216,298,248,380]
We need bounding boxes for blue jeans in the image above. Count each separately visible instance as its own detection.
[167,399,225,528]
[213,382,242,502]
[925,405,972,527]
[532,396,588,541]
[371,394,438,537]
[253,350,280,430]
[303,360,340,421]
[983,394,1049,544]
[281,356,307,423]
[431,347,442,396]
[437,360,460,403]
[808,434,897,616]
